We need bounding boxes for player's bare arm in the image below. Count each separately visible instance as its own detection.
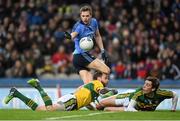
[71,32,78,40]
[95,29,104,50]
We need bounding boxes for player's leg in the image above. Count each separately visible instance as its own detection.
[27,79,52,109]
[98,93,130,110]
[73,53,94,84]
[4,87,38,110]
[104,106,125,111]
[98,95,117,107]
[87,58,110,75]
[79,70,93,84]
[35,104,64,111]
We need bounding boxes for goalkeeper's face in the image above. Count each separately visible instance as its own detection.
[80,11,92,25]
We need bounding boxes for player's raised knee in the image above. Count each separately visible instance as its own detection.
[103,66,110,75]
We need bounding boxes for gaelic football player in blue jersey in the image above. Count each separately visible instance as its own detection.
[65,5,110,84]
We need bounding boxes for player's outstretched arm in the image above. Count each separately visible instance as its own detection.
[171,91,178,112]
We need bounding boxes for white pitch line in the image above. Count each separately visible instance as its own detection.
[45,111,114,120]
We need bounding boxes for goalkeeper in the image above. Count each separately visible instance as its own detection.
[4,71,117,111]
[97,76,178,112]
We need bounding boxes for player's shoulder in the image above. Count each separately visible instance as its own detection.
[83,80,101,87]
[91,18,98,24]
[129,88,143,100]
[91,18,97,21]
[73,21,84,29]
[156,89,173,96]
[135,87,143,93]
[92,80,102,84]
[92,80,104,86]
[132,87,143,96]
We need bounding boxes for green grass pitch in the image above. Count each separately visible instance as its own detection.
[0,109,180,120]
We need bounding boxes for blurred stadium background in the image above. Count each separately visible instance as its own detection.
[0,0,180,110]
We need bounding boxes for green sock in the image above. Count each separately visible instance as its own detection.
[36,85,52,106]
[14,91,38,110]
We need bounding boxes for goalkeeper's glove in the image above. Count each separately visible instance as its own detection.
[64,32,71,40]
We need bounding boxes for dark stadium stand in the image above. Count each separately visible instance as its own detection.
[0,0,179,80]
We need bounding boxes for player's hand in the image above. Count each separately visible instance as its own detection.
[64,32,71,40]
[100,49,109,64]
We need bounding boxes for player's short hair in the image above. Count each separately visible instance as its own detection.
[146,76,160,91]
[80,4,92,15]
[93,71,103,80]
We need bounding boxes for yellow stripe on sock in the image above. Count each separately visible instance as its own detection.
[43,96,50,102]
[27,100,34,107]
[27,100,31,107]
[28,100,33,107]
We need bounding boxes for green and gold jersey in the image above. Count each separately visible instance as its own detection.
[74,80,104,109]
[116,92,132,99]
[129,87,174,111]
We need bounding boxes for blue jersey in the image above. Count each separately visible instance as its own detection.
[72,18,98,54]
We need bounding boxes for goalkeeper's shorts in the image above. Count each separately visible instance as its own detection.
[57,94,77,111]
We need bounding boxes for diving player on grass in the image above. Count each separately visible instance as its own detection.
[4,71,117,111]
[97,76,178,111]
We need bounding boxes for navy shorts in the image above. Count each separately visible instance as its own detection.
[73,52,95,72]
